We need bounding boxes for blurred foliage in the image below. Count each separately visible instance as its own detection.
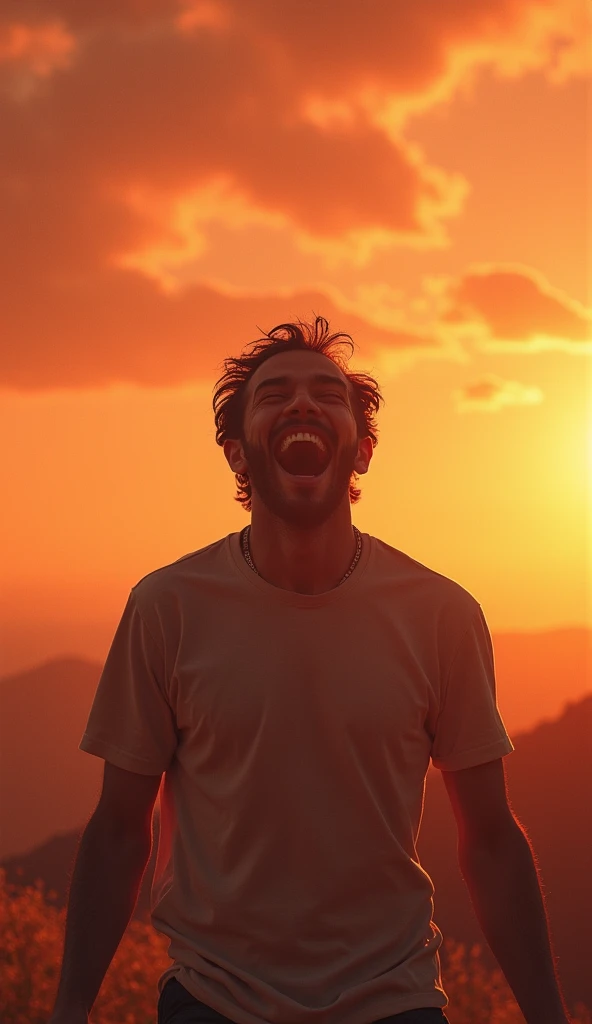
[1,868,589,1024]
[0,868,170,1024]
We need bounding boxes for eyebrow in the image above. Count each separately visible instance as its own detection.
[253,374,349,399]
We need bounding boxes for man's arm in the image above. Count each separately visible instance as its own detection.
[441,757,571,1024]
[49,763,162,1022]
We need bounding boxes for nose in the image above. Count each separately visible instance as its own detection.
[284,387,322,417]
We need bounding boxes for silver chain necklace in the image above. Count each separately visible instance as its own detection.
[241,524,362,586]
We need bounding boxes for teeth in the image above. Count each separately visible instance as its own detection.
[279,431,327,454]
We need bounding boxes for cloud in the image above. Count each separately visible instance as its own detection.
[453,373,545,413]
[440,264,592,351]
[2,1,586,253]
[0,1,588,389]
[0,19,75,77]
[1,271,421,392]
[0,17,465,261]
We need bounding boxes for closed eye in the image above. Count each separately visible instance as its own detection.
[262,393,343,400]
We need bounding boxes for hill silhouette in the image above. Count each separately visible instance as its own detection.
[1,626,589,860]
[2,694,590,1013]
[0,657,103,859]
[418,694,592,1015]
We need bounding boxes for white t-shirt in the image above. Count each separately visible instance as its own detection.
[80,530,513,1023]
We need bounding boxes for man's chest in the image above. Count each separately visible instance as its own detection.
[166,603,442,775]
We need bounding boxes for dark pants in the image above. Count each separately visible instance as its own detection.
[158,977,449,1024]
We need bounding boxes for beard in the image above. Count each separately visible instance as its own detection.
[240,434,359,529]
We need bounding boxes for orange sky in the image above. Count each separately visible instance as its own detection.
[1,0,591,677]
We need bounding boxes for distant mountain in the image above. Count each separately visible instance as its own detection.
[418,694,592,1016]
[0,655,102,856]
[1,627,589,860]
[0,657,103,860]
[2,695,590,1014]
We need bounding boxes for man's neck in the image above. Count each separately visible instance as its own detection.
[247,518,359,594]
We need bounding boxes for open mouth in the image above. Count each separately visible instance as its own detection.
[274,438,332,478]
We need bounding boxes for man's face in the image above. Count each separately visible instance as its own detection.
[226,350,372,529]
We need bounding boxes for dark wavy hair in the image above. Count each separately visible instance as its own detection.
[212,316,384,512]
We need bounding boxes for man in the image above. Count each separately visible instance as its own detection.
[49,318,571,1024]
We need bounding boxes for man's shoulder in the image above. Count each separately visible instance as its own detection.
[130,533,233,605]
[370,534,480,613]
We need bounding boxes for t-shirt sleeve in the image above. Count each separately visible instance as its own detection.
[431,601,514,771]
[79,587,177,775]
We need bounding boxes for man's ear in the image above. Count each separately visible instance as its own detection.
[353,436,373,476]
[223,438,248,475]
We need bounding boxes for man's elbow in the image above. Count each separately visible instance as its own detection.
[458,811,527,865]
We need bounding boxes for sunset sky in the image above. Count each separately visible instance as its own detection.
[1,0,591,678]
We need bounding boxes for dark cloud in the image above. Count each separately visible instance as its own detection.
[2,270,426,391]
[443,266,592,343]
[0,0,586,388]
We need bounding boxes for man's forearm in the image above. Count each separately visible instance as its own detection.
[459,819,570,1024]
[51,813,152,1016]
